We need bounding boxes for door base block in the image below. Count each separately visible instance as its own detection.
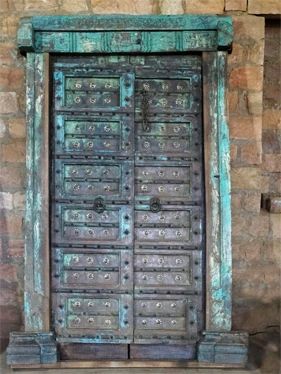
[198,331,248,365]
[6,332,58,365]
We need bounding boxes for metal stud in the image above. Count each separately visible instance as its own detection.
[142,170,149,176]
[74,97,81,103]
[103,141,111,148]
[71,168,78,175]
[88,301,94,307]
[74,317,80,324]
[103,257,109,264]
[88,229,94,236]
[87,257,94,264]
[141,303,146,308]
[87,185,94,191]
[171,303,177,308]
[104,273,111,280]
[75,83,82,89]
[85,168,92,175]
[158,185,165,192]
[87,141,94,148]
[176,98,184,106]
[158,258,164,264]
[174,126,180,133]
[105,319,111,326]
[159,98,167,107]
[173,142,180,148]
[162,83,169,90]
[159,230,166,236]
[176,231,182,237]
[173,170,179,177]
[143,141,150,148]
[74,229,80,236]
[142,257,148,264]
[73,301,81,307]
[144,230,150,236]
[72,213,79,219]
[89,82,96,88]
[157,274,163,281]
[73,273,79,279]
[73,256,79,263]
[142,319,147,325]
[171,320,177,325]
[160,215,165,221]
[143,83,150,90]
[176,258,183,264]
[103,229,109,236]
[156,302,162,308]
[158,170,164,177]
[72,141,80,148]
[177,84,183,91]
[103,169,109,176]
[141,185,148,192]
[174,186,180,192]
[87,213,93,219]
[104,97,111,104]
[156,319,162,325]
[104,125,111,132]
[105,82,112,88]
[73,184,80,191]
[142,274,148,280]
[89,97,96,104]
[105,301,111,308]
[88,273,95,279]
[143,214,148,221]
[88,317,95,323]
[175,275,182,281]
[104,185,111,192]
[89,125,95,132]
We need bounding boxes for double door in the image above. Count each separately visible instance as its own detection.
[51,54,204,358]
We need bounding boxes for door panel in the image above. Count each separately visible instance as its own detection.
[51,55,204,355]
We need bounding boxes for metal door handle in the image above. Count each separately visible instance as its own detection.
[141,90,150,132]
[93,197,105,213]
[150,197,161,213]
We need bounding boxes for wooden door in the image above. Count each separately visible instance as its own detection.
[51,55,204,360]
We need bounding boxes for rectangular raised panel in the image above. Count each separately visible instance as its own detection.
[52,293,133,342]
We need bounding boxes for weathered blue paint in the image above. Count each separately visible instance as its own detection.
[17,15,233,53]
[11,14,239,367]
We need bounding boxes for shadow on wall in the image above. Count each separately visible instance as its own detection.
[0,191,23,353]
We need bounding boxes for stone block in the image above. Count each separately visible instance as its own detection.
[0,211,23,236]
[0,92,18,114]
[245,91,263,115]
[262,129,281,154]
[232,15,265,43]
[0,264,17,283]
[263,154,281,172]
[230,144,238,161]
[0,42,16,66]
[24,0,59,12]
[160,0,184,14]
[228,42,264,67]
[13,192,25,210]
[60,0,88,12]
[0,67,24,91]
[6,239,24,258]
[0,192,13,210]
[240,141,262,165]
[0,166,25,190]
[263,109,281,130]
[91,0,156,14]
[231,167,261,190]
[229,115,262,141]
[0,15,19,40]
[8,118,26,139]
[248,0,281,14]
[225,0,247,11]
[270,215,281,239]
[2,141,25,163]
[229,66,263,91]
[183,0,224,14]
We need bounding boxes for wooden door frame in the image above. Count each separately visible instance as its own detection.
[7,15,248,367]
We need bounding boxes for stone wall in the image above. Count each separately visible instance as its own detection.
[0,0,280,351]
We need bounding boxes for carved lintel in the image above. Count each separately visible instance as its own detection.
[6,332,58,365]
[197,331,248,365]
[17,18,34,52]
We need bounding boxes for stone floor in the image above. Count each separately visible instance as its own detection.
[0,332,280,374]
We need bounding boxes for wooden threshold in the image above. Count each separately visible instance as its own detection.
[11,360,246,369]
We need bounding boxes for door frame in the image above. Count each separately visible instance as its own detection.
[8,15,248,366]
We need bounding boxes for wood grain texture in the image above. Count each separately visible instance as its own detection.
[130,344,195,360]
[17,15,233,53]
[24,53,50,331]
[202,52,232,331]
[59,344,128,360]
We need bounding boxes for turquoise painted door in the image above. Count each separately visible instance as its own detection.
[51,55,204,354]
